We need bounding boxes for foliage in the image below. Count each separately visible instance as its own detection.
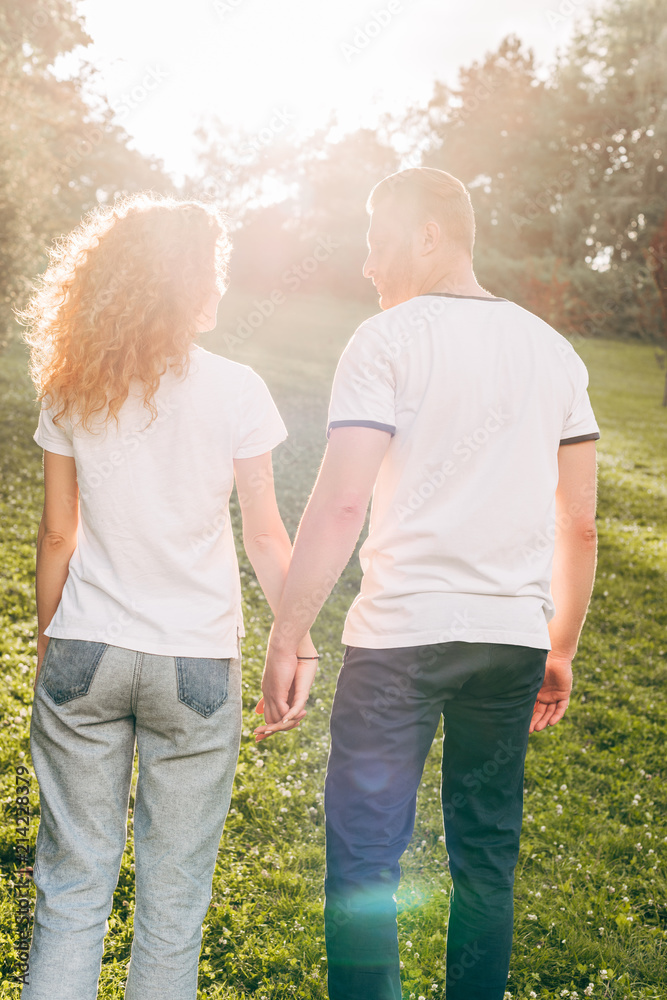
[0,0,171,347]
[190,0,667,362]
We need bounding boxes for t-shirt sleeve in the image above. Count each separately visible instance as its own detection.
[33,401,75,457]
[327,323,397,439]
[234,368,288,459]
[560,348,600,445]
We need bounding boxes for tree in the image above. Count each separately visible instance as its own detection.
[0,0,170,347]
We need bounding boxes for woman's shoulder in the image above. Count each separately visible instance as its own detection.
[188,344,258,386]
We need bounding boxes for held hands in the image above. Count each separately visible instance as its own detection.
[529,651,573,733]
[254,631,319,743]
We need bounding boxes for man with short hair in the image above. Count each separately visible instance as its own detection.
[256,167,599,1000]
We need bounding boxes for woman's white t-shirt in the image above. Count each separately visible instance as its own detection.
[33,345,287,657]
[327,293,600,652]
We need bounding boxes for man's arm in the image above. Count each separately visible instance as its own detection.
[35,451,79,685]
[256,426,392,737]
[530,439,598,733]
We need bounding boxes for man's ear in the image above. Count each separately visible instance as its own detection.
[421,220,441,255]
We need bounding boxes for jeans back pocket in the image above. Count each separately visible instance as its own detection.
[175,657,230,718]
[40,638,108,705]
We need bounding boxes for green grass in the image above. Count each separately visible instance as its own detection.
[1,290,666,998]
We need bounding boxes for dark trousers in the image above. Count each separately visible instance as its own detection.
[324,641,547,1000]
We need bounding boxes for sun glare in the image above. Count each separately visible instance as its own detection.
[71,0,596,176]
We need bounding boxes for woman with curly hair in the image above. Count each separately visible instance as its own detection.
[21,193,316,1000]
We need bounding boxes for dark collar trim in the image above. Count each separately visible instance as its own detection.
[419,292,507,302]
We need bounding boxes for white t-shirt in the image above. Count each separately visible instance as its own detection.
[327,293,600,651]
[34,345,287,657]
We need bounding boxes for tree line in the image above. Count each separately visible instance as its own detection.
[1,0,665,394]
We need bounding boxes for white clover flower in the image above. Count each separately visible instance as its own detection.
[636,843,643,850]
[527,913,538,920]
[560,784,568,791]
[405,941,413,949]
[529,993,538,999]
[584,986,594,996]
[600,970,608,979]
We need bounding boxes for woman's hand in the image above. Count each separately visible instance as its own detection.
[34,635,50,690]
[254,648,318,742]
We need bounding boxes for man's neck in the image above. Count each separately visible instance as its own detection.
[419,260,494,299]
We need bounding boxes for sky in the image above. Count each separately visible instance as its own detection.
[66,0,599,179]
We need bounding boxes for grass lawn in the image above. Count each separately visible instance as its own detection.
[1,290,666,999]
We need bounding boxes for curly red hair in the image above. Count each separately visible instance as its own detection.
[21,193,231,429]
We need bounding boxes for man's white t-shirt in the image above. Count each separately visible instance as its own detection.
[34,345,287,658]
[327,293,600,651]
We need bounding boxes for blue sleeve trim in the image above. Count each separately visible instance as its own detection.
[327,419,396,440]
[559,432,600,446]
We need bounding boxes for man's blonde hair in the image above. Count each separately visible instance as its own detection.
[367,167,476,257]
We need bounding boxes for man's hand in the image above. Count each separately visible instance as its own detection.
[529,652,573,733]
[254,650,318,742]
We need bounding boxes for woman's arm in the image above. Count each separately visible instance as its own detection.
[233,451,317,660]
[35,451,79,683]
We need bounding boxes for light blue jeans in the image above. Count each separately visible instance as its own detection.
[24,637,242,1000]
